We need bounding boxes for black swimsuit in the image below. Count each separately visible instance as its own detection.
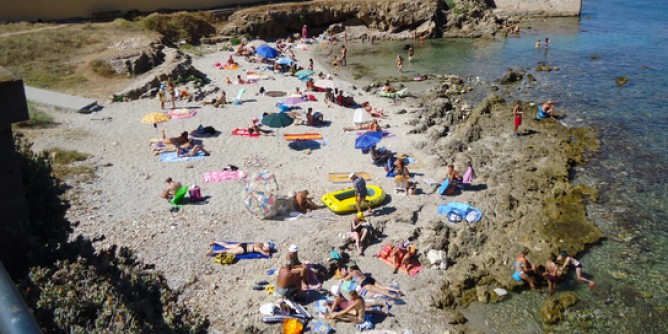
[239,243,248,253]
[360,275,375,287]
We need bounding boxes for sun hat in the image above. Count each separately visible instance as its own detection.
[356,212,366,220]
[330,285,340,296]
[349,172,357,179]
[288,244,299,253]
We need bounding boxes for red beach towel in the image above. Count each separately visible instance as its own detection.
[231,128,260,137]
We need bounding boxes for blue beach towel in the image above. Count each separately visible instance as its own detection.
[210,241,275,260]
[159,151,206,162]
[437,202,483,223]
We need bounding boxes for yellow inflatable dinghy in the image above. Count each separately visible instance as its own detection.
[321,185,386,214]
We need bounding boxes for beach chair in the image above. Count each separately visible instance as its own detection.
[394,176,408,196]
[233,87,246,105]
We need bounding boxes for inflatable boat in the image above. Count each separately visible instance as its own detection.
[321,185,386,214]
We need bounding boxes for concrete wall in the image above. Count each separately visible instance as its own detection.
[1,0,274,22]
[0,68,30,271]
[492,0,582,17]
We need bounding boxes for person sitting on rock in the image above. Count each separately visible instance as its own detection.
[512,247,537,289]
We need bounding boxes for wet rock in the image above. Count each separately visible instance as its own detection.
[499,68,524,84]
[540,298,565,324]
[591,54,601,59]
[476,286,490,303]
[535,62,558,72]
[616,76,629,86]
[558,291,578,307]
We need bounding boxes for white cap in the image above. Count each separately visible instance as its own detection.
[330,285,340,296]
[349,172,356,179]
[288,244,299,253]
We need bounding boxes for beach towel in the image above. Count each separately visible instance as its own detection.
[283,133,323,141]
[462,166,475,184]
[307,320,333,333]
[350,130,395,138]
[328,172,373,183]
[438,178,451,195]
[231,128,260,137]
[210,241,274,260]
[437,202,483,223]
[402,155,426,169]
[203,170,247,183]
[375,247,424,276]
[159,151,206,162]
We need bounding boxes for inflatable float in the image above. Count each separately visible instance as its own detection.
[379,89,408,98]
[321,185,386,214]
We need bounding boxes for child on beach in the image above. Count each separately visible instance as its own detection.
[396,54,404,72]
[308,58,314,71]
[513,101,523,136]
[557,251,596,288]
[545,254,561,296]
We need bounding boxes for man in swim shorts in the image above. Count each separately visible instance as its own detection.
[276,263,302,299]
[350,173,372,215]
[160,177,182,201]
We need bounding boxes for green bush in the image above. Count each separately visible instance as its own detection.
[16,102,56,128]
[230,37,242,45]
[140,12,216,44]
[46,148,89,165]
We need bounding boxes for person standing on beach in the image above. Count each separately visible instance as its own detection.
[340,46,347,66]
[408,46,414,63]
[308,58,314,71]
[350,173,372,215]
[166,78,176,109]
[513,101,523,136]
[302,24,308,40]
[557,251,596,288]
[396,54,404,72]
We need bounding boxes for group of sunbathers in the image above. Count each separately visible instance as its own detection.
[153,130,210,157]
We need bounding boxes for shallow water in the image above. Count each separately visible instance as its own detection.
[324,0,668,332]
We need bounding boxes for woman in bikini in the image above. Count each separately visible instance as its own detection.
[545,253,561,296]
[361,101,386,118]
[557,250,596,288]
[345,265,404,300]
[512,247,536,289]
[209,241,271,257]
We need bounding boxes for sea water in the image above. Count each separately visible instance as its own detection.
[323,0,668,332]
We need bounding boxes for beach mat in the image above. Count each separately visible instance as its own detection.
[284,133,323,141]
[210,241,273,260]
[159,151,206,162]
[265,91,287,97]
[378,256,424,276]
[328,172,373,183]
[232,128,260,137]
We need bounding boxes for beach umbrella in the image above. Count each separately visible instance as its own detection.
[282,97,307,106]
[169,108,198,130]
[313,79,339,90]
[141,112,171,124]
[355,131,383,150]
[168,108,198,119]
[243,171,279,219]
[295,69,315,78]
[262,112,294,128]
[276,57,294,65]
[256,45,279,59]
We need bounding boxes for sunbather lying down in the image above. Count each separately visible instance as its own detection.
[209,241,271,257]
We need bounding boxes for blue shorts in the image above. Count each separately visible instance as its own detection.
[512,271,523,282]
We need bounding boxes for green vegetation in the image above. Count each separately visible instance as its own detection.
[46,148,89,165]
[230,37,242,45]
[140,12,216,44]
[16,102,56,128]
[0,28,92,88]
[89,59,117,77]
[444,0,457,10]
[8,136,209,333]
[179,43,209,57]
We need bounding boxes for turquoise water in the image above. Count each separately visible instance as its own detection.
[333,0,668,332]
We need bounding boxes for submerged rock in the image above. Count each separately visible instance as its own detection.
[540,298,565,324]
[616,76,629,86]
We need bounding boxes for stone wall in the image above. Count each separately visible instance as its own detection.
[0,0,279,22]
[492,0,582,17]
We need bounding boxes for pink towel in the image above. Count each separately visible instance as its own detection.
[462,166,475,184]
[203,170,247,183]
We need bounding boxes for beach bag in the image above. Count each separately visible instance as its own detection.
[377,243,394,259]
[189,186,202,202]
[283,318,304,334]
[213,253,236,265]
